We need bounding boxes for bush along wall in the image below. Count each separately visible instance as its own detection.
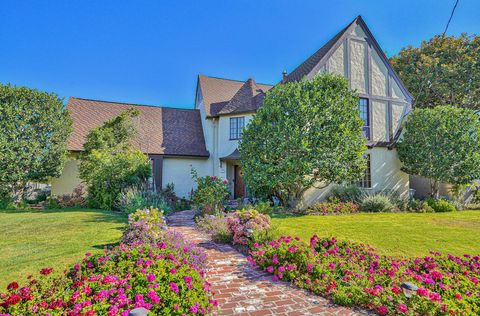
[248,235,480,315]
[0,209,217,315]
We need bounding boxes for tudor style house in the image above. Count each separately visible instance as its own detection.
[51,16,412,204]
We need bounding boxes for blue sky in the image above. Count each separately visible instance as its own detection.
[1,0,478,108]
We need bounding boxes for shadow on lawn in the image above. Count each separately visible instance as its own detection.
[0,208,128,225]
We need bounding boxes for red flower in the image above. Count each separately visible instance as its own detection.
[397,304,408,313]
[40,267,54,275]
[378,305,388,315]
[6,282,19,290]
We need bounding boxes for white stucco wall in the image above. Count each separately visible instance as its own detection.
[372,100,388,141]
[51,158,82,196]
[327,42,345,77]
[350,39,368,94]
[162,157,210,199]
[216,113,254,179]
[300,147,409,207]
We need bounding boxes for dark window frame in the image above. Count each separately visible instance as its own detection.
[359,98,370,140]
[358,154,372,188]
[229,117,245,140]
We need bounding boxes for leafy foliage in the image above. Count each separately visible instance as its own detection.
[117,188,170,214]
[122,207,167,244]
[79,109,151,210]
[390,34,480,110]
[0,84,72,200]
[425,198,457,213]
[397,106,480,197]
[360,194,395,213]
[239,74,366,208]
[190,169,229,214]
[195,214,233,244]
[54,185,86,208]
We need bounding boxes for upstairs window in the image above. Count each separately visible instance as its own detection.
[359,98,370,140]
[357,154,372,188]
[230,117,245,140]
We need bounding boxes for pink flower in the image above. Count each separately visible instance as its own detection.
[184,276,193,284]
[146,273,156,282]
[169,282,179,294]
[397,304,408,313]
[170,267,177,274]
[307,264,314,272]
[378,305,388,315]
[267,266,274,273]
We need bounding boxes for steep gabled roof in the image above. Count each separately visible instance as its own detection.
[216,78,267,116]
[284,18,357,83]
[283,16,413,101]
[197,75,273,117]
[67,97,209,157]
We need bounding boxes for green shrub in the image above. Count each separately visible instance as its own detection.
[190,169,229,214]
[117,188,170,214]
[122,207,167,244]
[329,185,362,203]
[254,200,274,215]
[426,198,457,212]
[360,193,395,212]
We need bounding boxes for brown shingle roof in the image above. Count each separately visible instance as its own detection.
[67,97,209,157]
[217,78,267,116]
[198,75,273,117]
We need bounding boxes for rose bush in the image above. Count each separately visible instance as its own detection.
[226,209,271,246]
[0,236,216,315]
[249,235,480,315]
[190,169,229,214]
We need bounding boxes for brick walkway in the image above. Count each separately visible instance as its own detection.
[167,211,368,316]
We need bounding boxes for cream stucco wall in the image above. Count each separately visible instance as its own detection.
[162,157,210,199]
[300,148,409,207]
[51,159,82,196]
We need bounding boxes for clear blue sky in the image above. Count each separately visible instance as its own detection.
[1,0,478,108]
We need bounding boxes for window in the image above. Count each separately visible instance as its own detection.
[358,154,372,188]
[230,117,245,140]
[359,98,370,140]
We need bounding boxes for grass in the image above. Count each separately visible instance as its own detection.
[272,210,480,258]
[0,208,127,288]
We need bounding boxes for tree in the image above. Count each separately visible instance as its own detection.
[390,34,480,110]
[0,84,72,200]
[239,74,367,208]
[79,109,151,210]
[397,106,480,198]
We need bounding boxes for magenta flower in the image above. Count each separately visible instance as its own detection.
[267,266,274,273]
[397,304,408,313]
[146,273,156,282]
[169,282,179,294]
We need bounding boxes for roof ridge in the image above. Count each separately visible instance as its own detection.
[199,74,273,87]
[70,97,196,111]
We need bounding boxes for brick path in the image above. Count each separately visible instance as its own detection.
[167,211,368,316]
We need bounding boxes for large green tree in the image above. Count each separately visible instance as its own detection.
[0,84,72,200]
[397,106,480,198]
[239,74,366,208]
[390,34,480,110]
[79,109,151,210]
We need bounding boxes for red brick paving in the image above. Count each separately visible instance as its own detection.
[168,211,369,316]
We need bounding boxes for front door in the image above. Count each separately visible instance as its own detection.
[234,165,245,199]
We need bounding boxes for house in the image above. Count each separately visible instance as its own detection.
[51,16,412,203]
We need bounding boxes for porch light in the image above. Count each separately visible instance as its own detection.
[401,282,418,298]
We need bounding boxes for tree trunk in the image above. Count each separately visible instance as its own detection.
[430,179,440,199]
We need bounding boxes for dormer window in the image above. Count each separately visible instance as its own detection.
[230,117,245,140]
[359,98,370,140]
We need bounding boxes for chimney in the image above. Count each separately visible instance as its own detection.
[282,70,287,83]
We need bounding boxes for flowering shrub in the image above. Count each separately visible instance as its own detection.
[51,185,86,208]
[306,202,360,215]
[249,235,480,315]
[226,209,271,245]
[122,208,167,244]
[196,214,233,244]
[0,237,216,315]
[190,169,229,214]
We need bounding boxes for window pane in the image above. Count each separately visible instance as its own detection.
[357,154,372,188]
[358,98,370,140]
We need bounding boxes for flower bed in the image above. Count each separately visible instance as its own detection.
[306,202,360,215]
[226,209,271,246]
[248,235,480,315]
[0,233,216,315]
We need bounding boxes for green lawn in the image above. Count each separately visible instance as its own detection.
[0,208,127,288]
[272,210,480,258]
